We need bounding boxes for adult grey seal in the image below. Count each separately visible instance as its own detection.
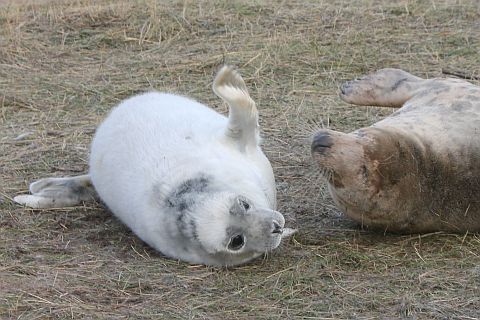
[311,68,480,233]
[15,66,294,266]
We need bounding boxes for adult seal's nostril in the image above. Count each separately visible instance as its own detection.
[272,221,283,234]
[311,131,334,154]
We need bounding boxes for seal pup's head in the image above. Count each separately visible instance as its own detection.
[161,176,294,266]
[194,193,291,266]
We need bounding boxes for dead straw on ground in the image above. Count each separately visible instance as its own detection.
[1,0,479,319]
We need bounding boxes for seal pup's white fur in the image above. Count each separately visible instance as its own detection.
[15,66,294,266]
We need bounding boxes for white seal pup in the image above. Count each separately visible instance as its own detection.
[311,68,480,233]
[15,66,294,266]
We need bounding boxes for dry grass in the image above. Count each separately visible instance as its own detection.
[1,0,479,319]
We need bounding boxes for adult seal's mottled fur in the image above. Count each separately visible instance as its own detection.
[15,66,294,266]
[312,68,480,233]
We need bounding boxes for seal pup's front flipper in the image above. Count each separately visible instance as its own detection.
[14,174,97,209]
[213,65,259,152]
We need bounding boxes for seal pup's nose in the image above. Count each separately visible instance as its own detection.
[272,220,283,234]
[311,131,334,154]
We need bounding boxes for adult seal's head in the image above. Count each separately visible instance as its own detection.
[312,68,480,233]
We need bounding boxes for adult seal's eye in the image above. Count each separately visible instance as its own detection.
[228,235,245,251]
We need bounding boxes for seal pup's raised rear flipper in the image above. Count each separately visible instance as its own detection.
[213,66,259,152]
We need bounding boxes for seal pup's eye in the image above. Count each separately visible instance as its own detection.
[230,197,252,216]
[239,199,250,210]
[228,234,245,251]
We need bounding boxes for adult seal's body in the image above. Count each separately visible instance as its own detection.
[312,68,480,233]
[15,66,294,266]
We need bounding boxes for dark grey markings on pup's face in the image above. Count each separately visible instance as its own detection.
[165,174,212,240]
[166,174,211,211]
